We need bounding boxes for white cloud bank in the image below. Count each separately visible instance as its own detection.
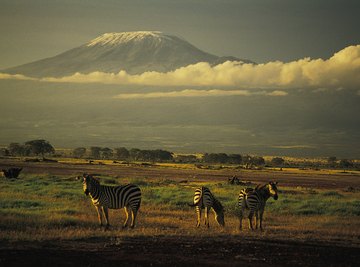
[1,45,360,90]
[113,89,288,99]
[0,73,36,81]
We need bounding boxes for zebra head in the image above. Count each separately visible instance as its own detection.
[214,200,225,227]
[215,212,225,227]
[82,173,99,196]
[268,181,279,200]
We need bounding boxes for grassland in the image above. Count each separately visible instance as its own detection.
[0,158,360,266]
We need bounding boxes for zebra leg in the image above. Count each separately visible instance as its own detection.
[123,206,129,228]
[255,211,259,230]
[102,207,110,228]
[130,208,138,228]
[248,211,254,230]
[205,207,210,228]
[196,206,201,227]
[95,206,103,226]
[259,209,265,231]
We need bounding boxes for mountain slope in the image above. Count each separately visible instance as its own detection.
[3,31,252,78]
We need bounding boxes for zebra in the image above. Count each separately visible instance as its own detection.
[80,173,141,228]
[188,186,225,228]
[238,181,278,231]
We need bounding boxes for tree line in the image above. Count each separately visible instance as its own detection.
[0,139,357,169]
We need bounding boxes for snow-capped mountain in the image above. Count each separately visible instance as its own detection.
[3,31,253,77]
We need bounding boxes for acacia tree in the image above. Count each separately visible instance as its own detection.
[24,140,55,157]
[271,157,285,167]
[90,147,101,159]
[73,147,87,158]
[114,147,130,160]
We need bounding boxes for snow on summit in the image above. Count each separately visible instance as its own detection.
[87,31,170,46]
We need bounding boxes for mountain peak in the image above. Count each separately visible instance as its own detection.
[3,31,253,77]
[87,31,170,47]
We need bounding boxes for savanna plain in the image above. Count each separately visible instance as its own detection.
[1,157,360,266]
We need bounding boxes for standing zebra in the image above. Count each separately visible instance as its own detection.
[238,181,278,231]
[189,187,225,227]
[80,173,141,228]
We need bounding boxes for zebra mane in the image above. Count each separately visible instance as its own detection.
[84,173,100,185]
[255,183,272,199]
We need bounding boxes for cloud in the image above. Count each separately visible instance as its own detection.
[113,89,288,99]
[2,45,360,91]
[0,73,36,81]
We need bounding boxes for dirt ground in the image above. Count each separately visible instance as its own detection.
[1,235,359,267]
[1,158,360,266]
[1,158,360,189]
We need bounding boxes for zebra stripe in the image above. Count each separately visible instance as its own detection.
[238,181,278,231]
[82,173,141,228]
[189,187,225,227]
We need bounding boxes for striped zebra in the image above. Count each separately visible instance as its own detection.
[188,187,225,228]
[238,181,278,231]
[80,173,141,228]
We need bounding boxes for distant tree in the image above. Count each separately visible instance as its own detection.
[271,157,285,167]
[101,147,113,159]
[242,155,253,169]
[242,155,265,168]
[90,146,101,159]
[327,156,337,168]
[129,148,141,161]
[114,147,130,160]
[8,143,27,156]
[153,149,173,161]
[339,159,353,169]
[203,153,229,163]
[73,147,87,158]
[24,140,55,156]
[228,154,242,164]
[0,148,9,157]
[252,156,265,167]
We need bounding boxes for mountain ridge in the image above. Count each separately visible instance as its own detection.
[3,31,253,78]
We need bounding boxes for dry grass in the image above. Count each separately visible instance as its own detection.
[0,169,359,247]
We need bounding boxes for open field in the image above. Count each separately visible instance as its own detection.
[1,157,360,266]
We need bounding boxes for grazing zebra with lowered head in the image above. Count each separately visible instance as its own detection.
[188,187,225,228]
[238,181,278,231]
[80,173,141,228]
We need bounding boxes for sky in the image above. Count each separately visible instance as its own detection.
[0,0,359,158]
[1,0,360,69]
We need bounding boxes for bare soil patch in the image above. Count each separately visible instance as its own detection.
[1,158,359,189]
[1,236,359,267]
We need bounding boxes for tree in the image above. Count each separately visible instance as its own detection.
[153,149,173,161]
[8,143,28,156]
[24,140,55,156]
[252,156,265,166]
[101,147,113,159]
[90,146,101,159]
[327,156,337,168]
[271,157,285,167]
[129,148,141,161]
[73,147,87,158]
[114,147,130,160]
[228,154,242,164]
[339,159,353,169]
